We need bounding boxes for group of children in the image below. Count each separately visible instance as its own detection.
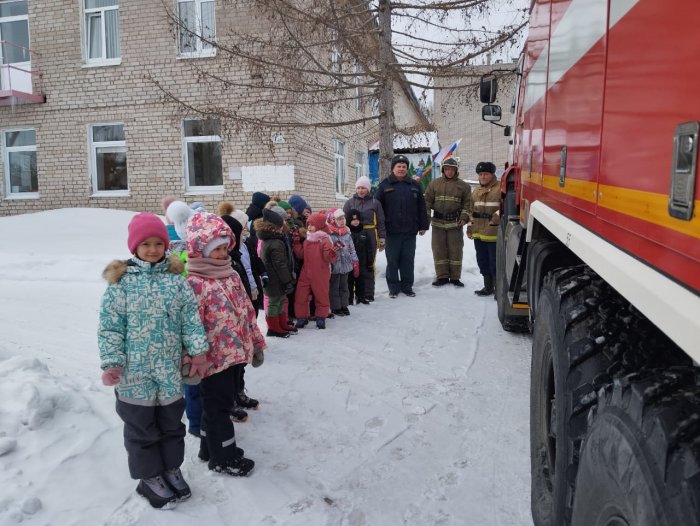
[97,177,386,510]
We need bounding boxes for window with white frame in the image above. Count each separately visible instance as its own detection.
[83,0,120,65]
[177,0,216,57]
[89,124,127,193]
[353,61,362,110]
[1,1,30,67]
[330,31,340,85]
[183,119,222,191]
[354,149,367,182]
[334,139,346,195]
[3,128,37,197]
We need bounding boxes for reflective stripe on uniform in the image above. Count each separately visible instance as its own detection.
[472,233,497,241]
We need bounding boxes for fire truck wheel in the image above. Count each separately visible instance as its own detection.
[496,221,528,332]
[572,369,700,526]
[530,265,621,525]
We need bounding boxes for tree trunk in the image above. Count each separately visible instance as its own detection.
[377,0,395,180]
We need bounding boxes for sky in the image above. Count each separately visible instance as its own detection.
[0,208,533,526]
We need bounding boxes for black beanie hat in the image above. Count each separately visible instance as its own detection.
[347,209,363,233]
[252,191,271,209]
[262,208,284,228]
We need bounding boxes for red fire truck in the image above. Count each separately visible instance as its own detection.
[480,0,700,524]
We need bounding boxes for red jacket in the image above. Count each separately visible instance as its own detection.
[294,231,337,281]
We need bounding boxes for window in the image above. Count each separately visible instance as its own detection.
[3,128,38,198]
[353,61,362,110]
[89,124,127,194]
[330,31,340,85]
[334,139,346,195]
[83,0,120,65]
[183,119,222,191]
[0,1,30,65]
[177,0,216,57]
[355,149,367,182]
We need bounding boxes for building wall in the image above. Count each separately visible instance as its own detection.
[0,1,388,216]
[433,64,517,184]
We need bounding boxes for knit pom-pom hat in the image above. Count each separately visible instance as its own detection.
[306,212,327,231]
[288,194,310,215]
[167,201,195,241]
[128,213,169,254]
[217,201,235,216]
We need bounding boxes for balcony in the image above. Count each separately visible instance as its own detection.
[0,41,45,106]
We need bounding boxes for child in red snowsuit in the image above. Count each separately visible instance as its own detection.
[293,212,338,329]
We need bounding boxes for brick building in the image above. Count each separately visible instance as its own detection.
[0,1,426,216]
[432,63,517,184]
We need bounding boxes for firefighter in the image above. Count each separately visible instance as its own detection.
[424,157,472,287]
[467,161,500,296]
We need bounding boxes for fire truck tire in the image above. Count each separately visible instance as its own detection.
[496,222,528,332]
[572,368,700,526]
[531,265,625,525]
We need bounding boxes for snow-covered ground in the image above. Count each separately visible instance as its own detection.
[0,208,532,526]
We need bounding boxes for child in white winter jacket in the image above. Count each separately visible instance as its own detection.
[327,208,359,317]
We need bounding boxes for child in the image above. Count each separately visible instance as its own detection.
[221,211,263,423]
[327,209,359,316]
[255,208,296,337]
[343,176,386,302]
[346,209,372,305]
[185,212,264,477]
[293,212,338,329]
[98,212,210,509]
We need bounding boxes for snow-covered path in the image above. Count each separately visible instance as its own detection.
[0,209,532,526]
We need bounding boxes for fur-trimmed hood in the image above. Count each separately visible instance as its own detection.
[253,217,284,238]
[102,254,184,284]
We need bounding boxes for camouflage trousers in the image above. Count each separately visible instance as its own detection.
[431,222,464,280]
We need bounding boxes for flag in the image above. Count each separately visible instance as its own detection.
[420,156,433,192]
[434,138,462,165]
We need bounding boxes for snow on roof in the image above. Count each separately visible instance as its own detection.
[368,131,438,152]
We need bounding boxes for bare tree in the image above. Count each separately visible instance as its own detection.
[155,0,526,178]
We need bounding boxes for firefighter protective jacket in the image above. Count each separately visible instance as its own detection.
[424,175,473,230]
[470,177,501,241]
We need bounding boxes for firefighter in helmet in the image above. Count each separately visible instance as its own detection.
[424,157,473,287]
[467,161,501,295]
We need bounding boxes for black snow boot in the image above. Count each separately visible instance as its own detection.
[230,406,248,423]
[136,475,177,509]
[450,278,465,287]
[474,275,494,296]
[432,277,450,287]
[162,468,191,501]
[237,392,259,410]
[209,456,255,477]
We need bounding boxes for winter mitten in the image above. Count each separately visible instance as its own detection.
[261,273,270,287]
[352,261,360,278]
[101,367,122,386]
[252,350,264,368]
[284,282,295,295]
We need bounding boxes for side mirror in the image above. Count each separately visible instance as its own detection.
[479,74,498,103]
[482,104,502,122]
[504,125,512,137]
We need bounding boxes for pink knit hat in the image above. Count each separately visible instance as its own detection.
[128,213,169,254]
[355,176,371,190]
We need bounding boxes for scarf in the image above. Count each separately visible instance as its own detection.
[327,222,349,236]
[187,256,234,279]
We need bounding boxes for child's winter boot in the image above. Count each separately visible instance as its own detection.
[316,318,326,329]
[295,318,309,329]
[136,475,178,509]
[265,315,290,338]
[279,311,298,334]
[162,468,191,500]
[209,456,255,477]
[237,391,260,410]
